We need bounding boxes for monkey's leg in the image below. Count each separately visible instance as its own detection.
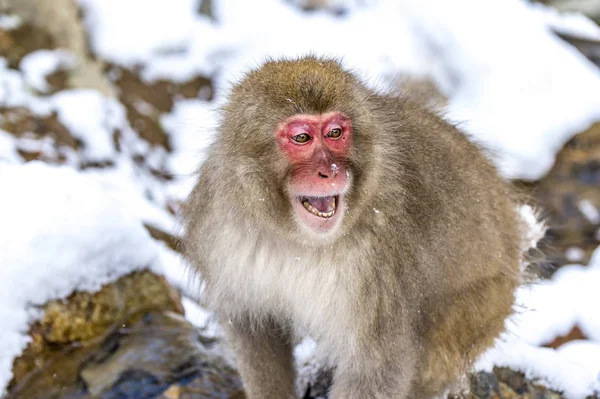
[223,317,297,399]
[329,354,416,399]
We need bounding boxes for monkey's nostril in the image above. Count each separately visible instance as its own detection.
[318,172,329,179]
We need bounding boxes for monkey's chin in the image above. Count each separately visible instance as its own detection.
[291,194,344,236]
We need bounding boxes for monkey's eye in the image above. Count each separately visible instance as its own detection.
[326,128,342,139]
[292,133,311,144]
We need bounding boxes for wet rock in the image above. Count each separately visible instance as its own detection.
[300,367,333,399]
[8,270,183,392]
[515,122,600,273]
[7,310,243,399]
[468,368,565,398]
[299,365,598,398]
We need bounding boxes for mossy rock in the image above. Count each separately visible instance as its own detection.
[9,269,183,392]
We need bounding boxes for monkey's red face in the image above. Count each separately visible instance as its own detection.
[276,112,352,235]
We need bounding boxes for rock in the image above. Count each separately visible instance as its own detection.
[144,223,180,252]
[554,31,600,67]
[8,310,244,399]
[8,270,183,393]
[299,365,599,398]
[0,22,55,69]
[470,368,564,398]
[286,0,349,15]
[516,122,600,274]
[109,66,213,152]
[543,325,588,349]
[1,0,116,96]
[541,0,600,24]
[0,106,80,164]
[79,312,243,399]
[198,0,216,21]
[6,269,245,399]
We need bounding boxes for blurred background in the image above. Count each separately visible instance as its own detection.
[0,0,600,398]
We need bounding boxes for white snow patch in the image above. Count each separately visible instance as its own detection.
[162,99,219,200]
[0,130,21,163]
[519,204,546,252]
[420,0,600,180]
[579,199,600,224]
[0,15,21,30]
[77,0,220,81]
[82,165,177,233]
[566,246,585,262]
[42,90,120,162]
[181,296,221,338]
[0,162,161,396]
[0,59,32,107]
[556,340,600,385]
[20,50,76,93]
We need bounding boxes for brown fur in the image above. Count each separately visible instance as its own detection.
[182,56,523,398]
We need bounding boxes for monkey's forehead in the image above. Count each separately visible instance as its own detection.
[234,56,363,114]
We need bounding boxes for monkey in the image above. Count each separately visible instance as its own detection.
[182,56,526,399]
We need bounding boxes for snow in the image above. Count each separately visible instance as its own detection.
[0,59,31,107]
[44,90,121,162]
[476,259,600,397]
[77,0,218,82]
[0,62,132,165]
[181,296,221,338]
[566,246,586,262]
[0,162,161,395]
[519,204,547,254]
[78,0,600,179]
[579,199,600,224]
[557,340,600,383]
[477,338,599,398]
[20,50,76,93]
[161,99,219,199]
[1,0,600,396]
[0,130,21,163]
[531,2,600,40]
[0,15,21,30]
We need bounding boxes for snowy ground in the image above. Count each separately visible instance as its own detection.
[1,0,600,397]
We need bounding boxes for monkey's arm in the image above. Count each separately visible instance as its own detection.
[223,317,297,399]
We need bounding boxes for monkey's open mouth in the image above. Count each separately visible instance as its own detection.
[300,196,337,218]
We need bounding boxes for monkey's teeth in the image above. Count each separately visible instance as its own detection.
[331,197,336,210]
[302,199,336,219]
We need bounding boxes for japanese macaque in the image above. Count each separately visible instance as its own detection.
[182,56,526,398]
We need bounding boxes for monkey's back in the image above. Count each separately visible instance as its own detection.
[366,95,522,395]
